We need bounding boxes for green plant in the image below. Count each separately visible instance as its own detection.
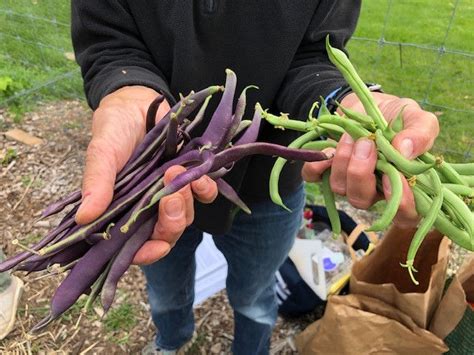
[2,147,17,166]
[104,302,137,333]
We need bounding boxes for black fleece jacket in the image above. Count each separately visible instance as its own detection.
[71,0,361,234]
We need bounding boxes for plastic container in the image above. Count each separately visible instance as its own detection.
[289,232,355,300]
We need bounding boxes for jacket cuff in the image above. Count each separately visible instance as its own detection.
[86,66,175,109]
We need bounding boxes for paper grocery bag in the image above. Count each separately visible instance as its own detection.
[295,294,448,354]
[429,255,474,354]
[350,225,450,328]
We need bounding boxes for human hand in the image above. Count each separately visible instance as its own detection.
[75,86,218,264]
[302,92,439,228]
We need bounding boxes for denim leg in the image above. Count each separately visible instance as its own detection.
[213,186,305,355]
[141,226,203,350]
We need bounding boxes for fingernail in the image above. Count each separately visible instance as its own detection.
[162,246,172,258]
[322,147,336,159]
[354,139,373,160]
[194,178,209,194]
[341,134,354,145]
[76,195,90,217]
[400,138,414,159]
[164,197,184,218]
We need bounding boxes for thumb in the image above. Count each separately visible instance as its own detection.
[76,138,117,225]
[302,147,336,182]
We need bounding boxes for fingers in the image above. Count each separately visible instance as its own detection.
[302,148,336,182]
[382,174,419,228]
[152,192,188,246]
[155,99,171,123]
[376,96,439,159]
[132,239,171,265]
[151,166,218,247]
[76,138,117,225]
[392,102,439,159]
[191,175,218,203]
[346,138,378,209]
[329,134,354,195]
[163,166,194,225]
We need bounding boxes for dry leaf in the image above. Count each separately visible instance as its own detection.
[4,128,44,145]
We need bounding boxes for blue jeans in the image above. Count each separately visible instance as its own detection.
[142,185,304,354]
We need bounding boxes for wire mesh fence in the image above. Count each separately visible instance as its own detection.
[0,0,472,160]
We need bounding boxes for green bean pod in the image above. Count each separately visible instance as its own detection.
[462,175,474,187]
[375,130,434,175]
[383,106,406,142]
[366,160,403,232]
[321,169,341,237]
[318,116,371,141]
[390,106,405,133]
[419,152,467,186]
[442,184,474,197]
[325,37,387,130]
[317,123,345,141]
[442,187,474,237]
[415,173,473,233]
[401,169,443,285]
[441,203,464,230]
[270,130,322,211]
[336,103,376,131]
[318,96,332,117]
[413,186,473,251]
[302,140,337,151]
[450,162,474,175]
[261,109,313,132]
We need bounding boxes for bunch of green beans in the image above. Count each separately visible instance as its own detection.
[262,37,474,285]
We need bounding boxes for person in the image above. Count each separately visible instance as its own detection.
[0,249,24,340]
[71,1,439,354]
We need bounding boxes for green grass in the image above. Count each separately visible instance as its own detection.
[104,302,137,333]
[0,1,83,116]
[348,0,473,161]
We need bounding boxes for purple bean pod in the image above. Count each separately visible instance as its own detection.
[119,86,221,179]
[233,109,262,146]
[215,178,251,214]
[39,190,81,220]
[39,148,203,256]
[218,85,258,150]
[145,95,165,133]
[184,94,214,135]
[207,165,234,180]
[200,70,237,149]
[100,218,156,312]
[121,151,215,232]
[0,212,77,272]
[164,111,179,159]
[212,143,328,170]
[15,241,90,273]
[31,208,157,332]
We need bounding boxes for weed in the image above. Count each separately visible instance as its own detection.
[2,147,17,166]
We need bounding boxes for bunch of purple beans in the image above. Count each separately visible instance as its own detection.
[0,70,328,331]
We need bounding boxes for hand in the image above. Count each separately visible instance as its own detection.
[302,92,439,228]
[75,86,218,264]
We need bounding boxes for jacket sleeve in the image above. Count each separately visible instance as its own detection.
[71,0,174,109]
[274,0,361,119]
